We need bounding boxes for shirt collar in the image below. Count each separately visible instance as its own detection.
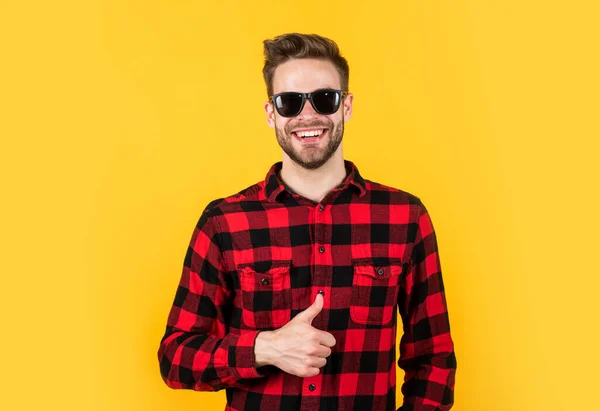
[264,160,367,203]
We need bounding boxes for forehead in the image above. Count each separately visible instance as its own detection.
[272,58,341,94]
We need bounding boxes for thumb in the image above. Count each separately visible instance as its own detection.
[295,293,323,324]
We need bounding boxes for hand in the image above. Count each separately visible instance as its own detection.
[254,293,336,377]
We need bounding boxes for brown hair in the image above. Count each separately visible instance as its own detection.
[262,33,350,97]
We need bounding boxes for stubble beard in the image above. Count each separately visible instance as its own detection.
[275,116,344,170]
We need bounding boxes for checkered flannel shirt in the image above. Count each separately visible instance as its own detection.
[158,160,457,410]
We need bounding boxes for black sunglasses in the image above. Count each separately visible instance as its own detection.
[270,89,348,117]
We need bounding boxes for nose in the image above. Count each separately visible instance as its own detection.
[296,96,319,119]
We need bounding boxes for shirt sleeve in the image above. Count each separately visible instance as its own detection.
[397,198,457,410]
[157,204,272,391]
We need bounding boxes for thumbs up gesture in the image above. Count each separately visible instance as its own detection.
[254,293,337,377]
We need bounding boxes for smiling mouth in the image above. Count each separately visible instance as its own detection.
[291,128,328,140]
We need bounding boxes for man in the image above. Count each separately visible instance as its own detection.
[158,32,457,411]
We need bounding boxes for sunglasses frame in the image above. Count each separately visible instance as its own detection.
[270,89,349,117]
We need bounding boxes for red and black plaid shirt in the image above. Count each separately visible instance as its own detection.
[157,160,457,411]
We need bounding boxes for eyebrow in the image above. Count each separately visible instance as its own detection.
[278,87,339,94]
[312,87,337,92]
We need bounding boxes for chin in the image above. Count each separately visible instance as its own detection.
[294,155,331,170]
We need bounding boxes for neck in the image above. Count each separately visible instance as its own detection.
[279,150,347,203]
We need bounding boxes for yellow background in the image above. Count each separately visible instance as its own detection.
[1,1,598,410]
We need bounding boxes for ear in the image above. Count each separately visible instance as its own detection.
[342,92,353,122]
[265,100,275,128]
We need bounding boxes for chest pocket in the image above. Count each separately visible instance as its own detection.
[350,258,404,326]
[237,260,292,330]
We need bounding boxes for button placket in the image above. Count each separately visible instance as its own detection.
[311,201,331,329]
[314,204,327,255]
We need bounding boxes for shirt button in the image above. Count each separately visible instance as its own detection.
[377,268,385,276]
[308,383,316,391]
[318,290,324,296]
[319,246,325,253]
[261,278,269,285]
[319,204,324,211]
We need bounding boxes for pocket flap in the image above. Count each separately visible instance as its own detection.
[237,260,291,286]
[353,259,404,279]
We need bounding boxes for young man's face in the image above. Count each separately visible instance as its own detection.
[265,58,353,170]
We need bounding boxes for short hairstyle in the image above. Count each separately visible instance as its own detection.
[262,33,350,97]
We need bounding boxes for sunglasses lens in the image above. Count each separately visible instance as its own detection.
[312,90,341,114]
[274,93,303,117]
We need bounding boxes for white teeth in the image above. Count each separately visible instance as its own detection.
[296,129,324,138]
